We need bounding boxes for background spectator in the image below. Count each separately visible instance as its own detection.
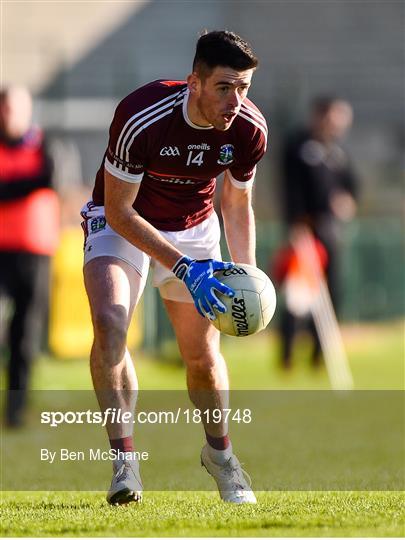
[0,86,59,426]
[278,96,359,369]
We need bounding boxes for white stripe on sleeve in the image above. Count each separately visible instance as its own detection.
[104,157,144,183]
[240,104,268,132]
[227,168,256,189]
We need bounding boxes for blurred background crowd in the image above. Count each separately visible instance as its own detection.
[1,1,403,419]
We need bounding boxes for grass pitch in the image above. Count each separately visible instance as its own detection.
[1,321,404,537]
[2,491,404,537]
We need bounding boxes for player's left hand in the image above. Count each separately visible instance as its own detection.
[172,255,235,320]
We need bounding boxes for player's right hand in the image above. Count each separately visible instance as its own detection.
[172,255,235,320]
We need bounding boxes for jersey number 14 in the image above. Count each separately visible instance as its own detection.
[186,150,204,167]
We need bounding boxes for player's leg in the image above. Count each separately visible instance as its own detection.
[84,256,141,425]
[81,203,148,438]
[163,298,256,503]
[84,255,146,504]
[155,213,230,441]
[163,298,228,427]
[81,202,150,504]
[153,212,255,502]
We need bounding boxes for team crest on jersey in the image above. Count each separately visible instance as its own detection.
[217,144,234,165]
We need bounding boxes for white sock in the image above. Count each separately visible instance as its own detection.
[207,441,233,465]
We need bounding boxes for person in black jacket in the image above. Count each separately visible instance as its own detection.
[279,96,358,369]
[0,86,58,426]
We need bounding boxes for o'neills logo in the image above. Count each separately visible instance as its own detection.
[232,297,249,336]
[187,143,210,150]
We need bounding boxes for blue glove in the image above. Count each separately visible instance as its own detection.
[172,255,235,320]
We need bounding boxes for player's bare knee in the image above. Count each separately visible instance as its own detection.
[185,349,221,376]
[92,308,128,353]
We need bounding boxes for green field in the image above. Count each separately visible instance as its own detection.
[1,321,404,537]
[2,491,404,537]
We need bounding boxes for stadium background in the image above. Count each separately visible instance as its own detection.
[2,0,403,358]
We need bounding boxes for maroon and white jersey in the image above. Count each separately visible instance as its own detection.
[92,80,267,231]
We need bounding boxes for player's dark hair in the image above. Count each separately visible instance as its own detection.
[193,30,258,78]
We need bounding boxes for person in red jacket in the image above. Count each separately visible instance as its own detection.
[0,86,59,426]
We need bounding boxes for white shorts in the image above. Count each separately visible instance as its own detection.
[80,202,222,302]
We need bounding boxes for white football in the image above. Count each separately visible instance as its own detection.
[211,263,277,337]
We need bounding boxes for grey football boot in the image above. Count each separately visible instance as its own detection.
[201,444,257,504]
[107,458,143,505]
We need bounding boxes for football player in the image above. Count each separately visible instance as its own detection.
[82,30,267,504]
